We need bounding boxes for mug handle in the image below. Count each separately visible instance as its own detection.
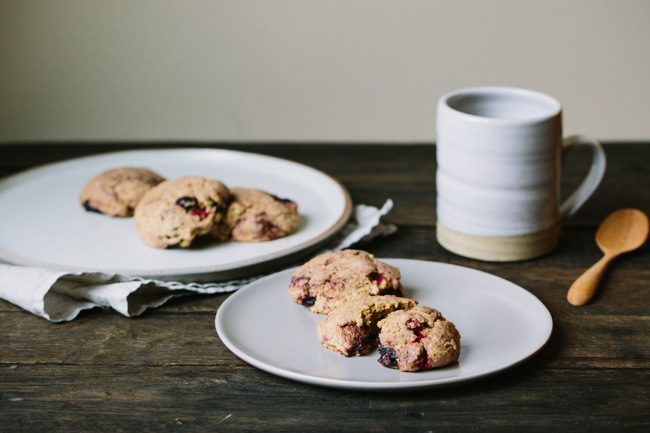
[559,135,607,221]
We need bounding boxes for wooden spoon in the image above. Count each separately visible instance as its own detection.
[567,208,649,306]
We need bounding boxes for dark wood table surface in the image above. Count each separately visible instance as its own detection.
[1,142,649,432]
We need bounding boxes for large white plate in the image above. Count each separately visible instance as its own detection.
[0,148,352,282]
[216,259,553,391]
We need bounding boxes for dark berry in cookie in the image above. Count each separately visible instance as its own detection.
[378,345,398,368]
[176,196,198,210]
[300,296,317,307]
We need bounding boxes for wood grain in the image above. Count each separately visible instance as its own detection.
[1,143,649,432]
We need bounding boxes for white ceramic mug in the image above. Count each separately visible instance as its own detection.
[435,86,606,261]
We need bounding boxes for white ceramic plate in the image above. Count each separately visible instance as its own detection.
[0,148,352,282]
[216,259,553,391]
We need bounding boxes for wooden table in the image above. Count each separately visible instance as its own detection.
[1,143,649,432]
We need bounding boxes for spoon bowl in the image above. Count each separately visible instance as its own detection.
[567,208,649,306]
[596,208,649,254]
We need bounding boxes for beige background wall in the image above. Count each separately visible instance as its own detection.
[1,0,649,144]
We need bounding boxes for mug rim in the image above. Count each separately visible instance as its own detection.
[438,86,562,124]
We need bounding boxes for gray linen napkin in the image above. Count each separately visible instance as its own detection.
[0,200,395,322]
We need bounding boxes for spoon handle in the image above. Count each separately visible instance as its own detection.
[567,253,616,306]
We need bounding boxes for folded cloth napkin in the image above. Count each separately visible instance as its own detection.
[0,200,396,322]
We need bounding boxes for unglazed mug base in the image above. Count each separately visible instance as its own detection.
[436,222,561,262]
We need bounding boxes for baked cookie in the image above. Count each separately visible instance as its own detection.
[377,306,461,371]
[217,188,299,242]
[80,167,165,217]
[134,176,230,248]
[288,249,404,314]
[317,295,418,357]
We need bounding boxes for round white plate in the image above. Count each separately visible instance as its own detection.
[0,148,352,282]
[216,259,553,391]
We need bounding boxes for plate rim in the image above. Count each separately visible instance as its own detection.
[215,258,554,391]
[0,147,353,280]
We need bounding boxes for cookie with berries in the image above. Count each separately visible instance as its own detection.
[134,176,230,248]
[377,306,461,371]
[288,249,404,314]
[216,188,299,242]
[317,295,418,357]
[80,167,165,217]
